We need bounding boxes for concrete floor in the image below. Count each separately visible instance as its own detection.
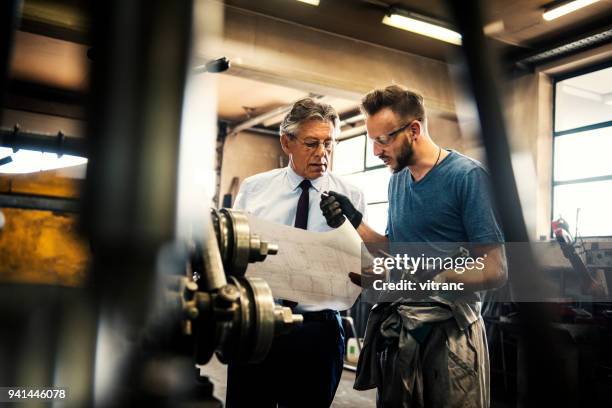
[203,356,377,407]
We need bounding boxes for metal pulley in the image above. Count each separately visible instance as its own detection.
[210,208,278,276]
[173,208,301,365]
[215,276,302,364]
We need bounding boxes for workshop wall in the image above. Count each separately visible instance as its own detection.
[0,168,82,198]
[218,130,285,208]
[0,207,88,287]
[504,72,553,240]
[0,170,88,287]
[428,115,465,157]
[210,6,457,116]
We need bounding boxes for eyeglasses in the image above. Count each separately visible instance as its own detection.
[295,138,337,152]
[368,121,413,146]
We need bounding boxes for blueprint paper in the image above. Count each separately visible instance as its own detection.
[245,215,364,310]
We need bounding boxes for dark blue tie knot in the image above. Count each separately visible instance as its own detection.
[299,179,312,190]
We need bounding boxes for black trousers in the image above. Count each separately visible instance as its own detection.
[226,310,345,408]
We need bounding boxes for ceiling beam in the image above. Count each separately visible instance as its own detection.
[227,93,323,137]
[204,6,458,118]
[514,24,612,70]
[19,1,90,45]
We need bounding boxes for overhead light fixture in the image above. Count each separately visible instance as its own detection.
[542,0,600,21]
[382,8,462,46]
[296,0,320,6]
[0,147,87,174]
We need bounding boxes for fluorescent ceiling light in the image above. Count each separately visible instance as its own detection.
[604,93,612,106]
[543,0,600,21]
[382,11,462,46]
[0,147,87,174]
[296,0,319,6]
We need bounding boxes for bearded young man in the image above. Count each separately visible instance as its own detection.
[320,85,507,408]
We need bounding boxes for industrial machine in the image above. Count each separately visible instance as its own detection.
[0,3,302,403]
[173,208,302,367]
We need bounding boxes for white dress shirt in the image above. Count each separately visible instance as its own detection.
[233,166,367,311]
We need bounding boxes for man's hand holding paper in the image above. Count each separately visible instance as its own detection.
[245,214,364,311]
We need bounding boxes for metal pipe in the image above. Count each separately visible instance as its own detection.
[340,113,365,127]
[199,213,228,292]
[240,126,279,136]
[0,127,86,156]
[0,193,80,213]
[339,125,366,140]
[228,93,323,137]
[193,56,231,74]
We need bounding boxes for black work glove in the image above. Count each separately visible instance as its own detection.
[348,263,385,288]
[320,191,363,229]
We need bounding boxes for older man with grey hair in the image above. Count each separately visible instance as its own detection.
[225,98,366,407]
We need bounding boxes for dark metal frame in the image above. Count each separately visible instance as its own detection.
[5,79,87,120]
[447,1,582,405]
[0,127,86,157]
[0,193,80,213]
[0,0,21,121]
[337,132,386,174]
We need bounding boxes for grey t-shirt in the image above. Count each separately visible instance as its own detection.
[386,150,504,328]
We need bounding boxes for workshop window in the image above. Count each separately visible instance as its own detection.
[334,134,390,234]
[552,64,612,237]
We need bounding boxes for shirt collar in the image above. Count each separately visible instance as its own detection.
[285,165,326,192]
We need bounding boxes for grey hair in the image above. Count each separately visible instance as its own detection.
[279,98,340,138]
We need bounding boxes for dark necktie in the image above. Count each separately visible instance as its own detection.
[294,179,312,230]
[284,179,312,309]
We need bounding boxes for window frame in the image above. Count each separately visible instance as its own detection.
[336,133,386,176]
[551,59,612,238]
[335,132,389,233]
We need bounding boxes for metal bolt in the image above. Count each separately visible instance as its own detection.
[219,284,240,303]
[266,242,278,255]
[185,280,198,292]
[186,306,199,319]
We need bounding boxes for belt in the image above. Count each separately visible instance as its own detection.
[299,309,339,323]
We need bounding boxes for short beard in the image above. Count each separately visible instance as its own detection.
[393,139,414,172]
